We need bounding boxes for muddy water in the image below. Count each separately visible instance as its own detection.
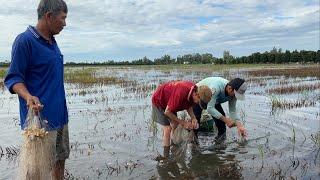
[0,66,319,179]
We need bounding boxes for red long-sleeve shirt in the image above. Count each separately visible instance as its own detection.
[152,81,196,113]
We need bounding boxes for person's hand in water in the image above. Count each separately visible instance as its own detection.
[225,118,247,138]
[236,121,247,138]
[225,117,236,128]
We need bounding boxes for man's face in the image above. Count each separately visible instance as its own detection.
[226,85,235,97]
[48,11,67,35]
[192,92,200,104]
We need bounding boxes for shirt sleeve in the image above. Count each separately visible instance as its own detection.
[4,35,30,94]
[229,97,240,120]
[207,90,223,119]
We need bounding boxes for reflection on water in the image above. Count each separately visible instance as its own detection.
[156,132,243,179]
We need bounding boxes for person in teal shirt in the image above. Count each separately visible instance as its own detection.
[193,77,247,141]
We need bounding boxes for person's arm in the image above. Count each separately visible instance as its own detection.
[212,97,238,128]
[235,121,247,137]
[187,106,198,129]
[12,83,43,111]
[228,97,240,122]
[207,95,222,119]
[228,98,247,137]
[4,35,42,111]
[217,109,247,137]
[164,107,192,129]
[205,84,247,137]
[219,116,236,127]
[207,93,233,126]
[186,106,196,119]
[12,83,31,100]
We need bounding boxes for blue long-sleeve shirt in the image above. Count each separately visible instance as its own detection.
[197,77,240,121]
[4,26,68,130]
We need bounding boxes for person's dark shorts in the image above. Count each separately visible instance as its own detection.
[46,124,70,162]
[152,105,175,126]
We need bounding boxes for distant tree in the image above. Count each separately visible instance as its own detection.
[142,56,153,65]
[270,46,278,53]
[182,54,193,64]
[275,53,281,63]
[193,53,202,64]
[252,52,261,63]
[316,50,320,63]
[176,55,183,64]
[201,53,213,64]
[214,58,224,64]
[223,50,235,64]
[291,50,300,62]
[284,50,291,63]
[237,56,246,64]
[62,48,318,66]
[261,52,268,63]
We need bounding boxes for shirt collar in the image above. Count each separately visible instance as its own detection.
[187,85,197,102]
[28,25,40,39]
[27,25,56,42]
[224,85,229,97]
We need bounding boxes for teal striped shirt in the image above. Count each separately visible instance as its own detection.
[197,77,240,121]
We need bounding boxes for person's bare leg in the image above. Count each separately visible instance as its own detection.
[162,125,172,158]
[170,121,178,140]
[163,125,172,147]
[52,160,65,180]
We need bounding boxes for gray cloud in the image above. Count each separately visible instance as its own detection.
[0,0,318,61]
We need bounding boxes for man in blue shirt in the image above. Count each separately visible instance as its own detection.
[4,0,68,179]
[193,77,248,141]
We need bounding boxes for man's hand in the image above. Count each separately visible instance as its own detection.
[26,95,43,112]
[222,117,247,137]
[191,118,199,129]
[236,122,247,138]
[12,83,43,112]
[181,118,199,130]
[182,121,193,130]
[225,117,236,128]
[186,107,198,129]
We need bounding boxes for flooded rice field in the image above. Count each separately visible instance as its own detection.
[0,64,319,179]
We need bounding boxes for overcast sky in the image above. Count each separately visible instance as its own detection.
[0,0,319,62]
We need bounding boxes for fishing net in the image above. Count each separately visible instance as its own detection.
[172,110,215,145]
[17,109,56,180]
[171,124,194,145]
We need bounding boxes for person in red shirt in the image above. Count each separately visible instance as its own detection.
[151,81,212,157]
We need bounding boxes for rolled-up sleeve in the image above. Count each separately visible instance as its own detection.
[207,93,223,119]
[4,35,29,94]
[229,97,240,120]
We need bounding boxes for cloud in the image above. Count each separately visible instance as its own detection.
[0,0,318,62]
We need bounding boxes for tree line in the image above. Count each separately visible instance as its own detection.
[67,48,319,66]
[0,48,319,66]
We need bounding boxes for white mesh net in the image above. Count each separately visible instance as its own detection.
[17,109,56,180]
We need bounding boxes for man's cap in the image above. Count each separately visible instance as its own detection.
[198,85,212,109]
[228,78,247,100]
